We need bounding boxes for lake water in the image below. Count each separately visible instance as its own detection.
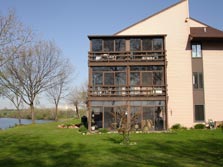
[0,118,53,130]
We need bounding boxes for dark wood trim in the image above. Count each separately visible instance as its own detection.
[88,35,167,39]
[88,96,166,101]
[164,36,168,130]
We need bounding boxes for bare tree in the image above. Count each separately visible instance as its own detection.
[117,109,140,145]
[0,41,67,123]
[1,88,24,124]
[68,82,88,119]
[46,59,73,121]
[0,10,32,98]
[0,10,33,67]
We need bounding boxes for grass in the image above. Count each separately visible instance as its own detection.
[0,121,223,167]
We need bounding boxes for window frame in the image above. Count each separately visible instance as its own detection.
[115,38,126,52]
[130,66,164,86]
[194,105,205,122]
[193,72,204,89]
[191,43,202,58]
[92,39,103,52]
[91,37,164,52]
[104,39,114,52]
[92,67,127,86]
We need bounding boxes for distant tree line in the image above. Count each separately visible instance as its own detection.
[0,108,86,120]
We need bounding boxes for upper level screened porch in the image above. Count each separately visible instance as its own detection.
[88,35,166,63]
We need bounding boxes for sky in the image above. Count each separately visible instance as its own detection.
[0,0,223,109]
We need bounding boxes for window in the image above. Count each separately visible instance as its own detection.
[91,37,164,52]
[192,44,202,58]
[130,38,141,51]
[193,72,203,89]
[115,72,126,85]
[92,73,103,85]
[153,72,163,86]
[104,73,114,85]
[130,66,164,86]
[104,39,114,52]
[142,38,152,51]
[153,38,163,50]
[115,39,125,51]
[142,72,152,85]
[104,107,115,129]
[92,67,126,86]
[131,107,142,129]
[194,105,205,121]
[92,39,102,52]
[130,72,140,85]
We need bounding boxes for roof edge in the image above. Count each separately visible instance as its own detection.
[189,17,223,32]
[88,34,167,39]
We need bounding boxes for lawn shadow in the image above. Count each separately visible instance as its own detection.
[105,136,122,144]
[102,134,223,167]
[0,135,90,167]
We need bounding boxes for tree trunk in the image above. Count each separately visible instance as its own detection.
[18,109,22,125]
[55,104,58,121]
[30,104,35,124]
[75,104,79,119]
[15,106,22,125]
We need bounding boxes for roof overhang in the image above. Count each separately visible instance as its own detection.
[190,27,223,42]
[88,34,167,39]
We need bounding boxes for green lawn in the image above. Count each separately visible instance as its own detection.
[0,121,223,167]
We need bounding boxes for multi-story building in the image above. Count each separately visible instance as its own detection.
[87,0,223,131]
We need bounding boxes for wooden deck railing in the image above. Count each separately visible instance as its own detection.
[88,51,165,62]
[88,86,166,97]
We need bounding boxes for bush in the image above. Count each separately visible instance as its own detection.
[79,125,88,134]
[171,124,181,130]
[194,124,206,129]
[98,128,108,133]
[64,123,73,127]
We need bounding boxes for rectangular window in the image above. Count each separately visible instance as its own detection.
[194,105,205,121]
[153,72,164,86]
[92,39,102,52]
[104,73,114,85]
[199,73,203,88]
[143,107,155,126]
[104,107,115,129]
[115,39,125,51]
[130,38,141,51]
[142,38,152,51]
[142,72,153,85]
[104,39,114,52]
[153,38,163,50]
[193,72,203,89]
[92,73,103,85]
[192,44,202,58]
[130,72,140,85]
[131,107,142,129]
[115,72,126,85]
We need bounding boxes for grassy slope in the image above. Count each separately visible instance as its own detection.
[0,122,223,167]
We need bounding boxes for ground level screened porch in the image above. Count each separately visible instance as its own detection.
[89,100,167,131]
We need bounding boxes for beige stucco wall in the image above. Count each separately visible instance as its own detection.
[189,19,206,27]
[203,42,223,122]
[116,1,195,128]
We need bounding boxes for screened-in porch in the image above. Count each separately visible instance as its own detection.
[90,100,166,131]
